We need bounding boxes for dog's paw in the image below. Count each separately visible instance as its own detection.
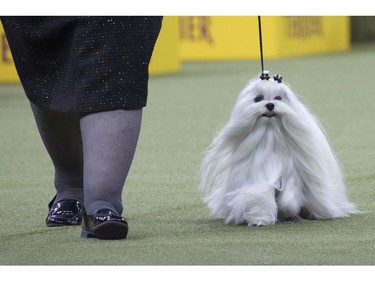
[226,185,278,226]
[244,208,277,226]
[246,216,277,226]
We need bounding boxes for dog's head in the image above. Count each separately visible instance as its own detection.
[232,77,304,125]
[251,79,285,119]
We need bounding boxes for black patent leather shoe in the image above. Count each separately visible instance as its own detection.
[46,196,84,227]
[81,209,128,240]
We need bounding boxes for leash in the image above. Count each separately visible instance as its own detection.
[258,16,268,80]
[258,16,282,83]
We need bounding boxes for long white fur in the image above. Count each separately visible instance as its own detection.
[199,78,358,226]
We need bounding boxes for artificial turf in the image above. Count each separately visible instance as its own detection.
[0,42,375,265]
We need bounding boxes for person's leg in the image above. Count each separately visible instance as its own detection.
[30,102,84,226]
[30,103,84,203]
[80,109,142,216]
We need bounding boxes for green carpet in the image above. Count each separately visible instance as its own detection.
[0,43,374,265]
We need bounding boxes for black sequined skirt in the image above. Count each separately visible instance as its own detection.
[1,16,162,113]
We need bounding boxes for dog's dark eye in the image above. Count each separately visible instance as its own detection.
[274,96,282,101]
[254,95,264,103]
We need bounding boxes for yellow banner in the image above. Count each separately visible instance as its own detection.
[149,16,180,75]
[0,22,18,82]
[179,16,350,60]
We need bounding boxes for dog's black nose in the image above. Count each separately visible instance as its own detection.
[265,103,274,111]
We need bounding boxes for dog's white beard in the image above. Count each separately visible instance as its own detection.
[199,79,358,226]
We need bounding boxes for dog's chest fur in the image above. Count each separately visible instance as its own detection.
[244,122,289,189]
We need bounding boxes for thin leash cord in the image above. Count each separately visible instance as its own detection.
[258,16,265,75]
[258,16,275,81]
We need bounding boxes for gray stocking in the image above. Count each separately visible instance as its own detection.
[80,109,142,215]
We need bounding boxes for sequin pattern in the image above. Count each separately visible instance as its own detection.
[1,16,163,113]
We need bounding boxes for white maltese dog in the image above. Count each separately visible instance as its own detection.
[199,74,358,226]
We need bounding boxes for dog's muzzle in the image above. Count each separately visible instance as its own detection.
[262,103,276,118]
